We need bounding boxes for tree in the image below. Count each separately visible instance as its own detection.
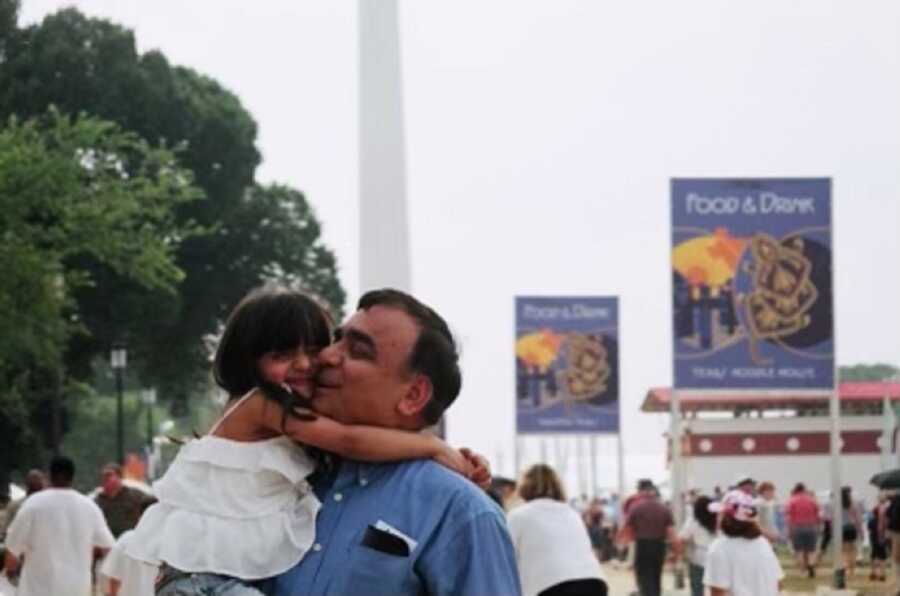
[838,364,900,382]
[0,108,202,494]
[0,7,345,409]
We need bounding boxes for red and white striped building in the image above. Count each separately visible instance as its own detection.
[642,382,900,500]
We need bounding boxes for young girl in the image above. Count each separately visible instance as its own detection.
[125,286,485,595]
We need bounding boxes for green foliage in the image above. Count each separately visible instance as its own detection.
[0,108,202,477]
[59,388,164,493]
[838,363,900,382]
[0,8,345,406]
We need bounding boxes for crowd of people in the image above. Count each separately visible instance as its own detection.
[0,283,897,596]
[0,459,156,596]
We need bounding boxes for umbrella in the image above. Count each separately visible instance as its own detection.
[871,469,900,489]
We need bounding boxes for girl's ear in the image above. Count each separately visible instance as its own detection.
[397,375,433,419]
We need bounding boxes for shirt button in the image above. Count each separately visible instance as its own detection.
[333,493,343,502]
[359,478,368,487]
[313,543,322,552]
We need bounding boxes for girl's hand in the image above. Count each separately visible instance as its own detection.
[433,444,475,478]
[460,447,492,490]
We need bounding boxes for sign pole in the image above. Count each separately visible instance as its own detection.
[617,430,626,502]
[670,389,683,529]
[514,435,521,480]
[589,435,597,498]
[830,386,844,588]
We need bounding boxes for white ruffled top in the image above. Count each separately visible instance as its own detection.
[125,432,320,580]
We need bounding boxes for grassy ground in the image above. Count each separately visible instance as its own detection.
[779,550,896,595]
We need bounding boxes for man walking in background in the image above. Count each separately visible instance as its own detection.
[618,479,679,596]
[0,469,45,544]
[4,455,115,596]
[94,463,155,538]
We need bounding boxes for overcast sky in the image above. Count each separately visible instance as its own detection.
[22,1,900,489]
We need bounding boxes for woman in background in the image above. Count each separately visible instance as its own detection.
[840,486,864,579]
[678,496,717,596]
[507,464,607,596]
[868,491,890,582]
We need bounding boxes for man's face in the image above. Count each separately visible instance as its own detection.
[101,468,122,494]
[313,305,420,427]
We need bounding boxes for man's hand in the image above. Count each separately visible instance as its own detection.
[460,448,492,490]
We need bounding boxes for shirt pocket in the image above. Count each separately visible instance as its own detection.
[342,543,417,595]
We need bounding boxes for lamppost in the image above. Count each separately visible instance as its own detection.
[141,388,157,450]
[110,343,127,465]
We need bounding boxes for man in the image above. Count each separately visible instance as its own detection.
[94,463,154,538]
[4,455,115,596]
[0,469,46,542]
[617,479,679,596]
[266,289,521,595]
[785,482,820,578]
[488,476,520,511]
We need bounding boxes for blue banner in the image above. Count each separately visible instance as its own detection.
[516,296,619,434]
[671,178,834,389]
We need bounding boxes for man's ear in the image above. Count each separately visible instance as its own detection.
[397,375,433,418]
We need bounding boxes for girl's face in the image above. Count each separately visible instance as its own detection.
[257,347,319,398]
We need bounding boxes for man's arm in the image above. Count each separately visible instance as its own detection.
[615,514,634,546]
[665,524,682,559]
[417,510,521,596]
[3,502,31,576]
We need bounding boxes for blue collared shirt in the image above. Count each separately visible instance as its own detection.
[263,457,521,596]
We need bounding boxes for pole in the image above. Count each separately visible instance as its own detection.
[670,389,683,528]
[116,367,124,466]
[514,435,521,479]
[147,403,154,450]
[617,430,626,501]
[830,386,844,588]
[589,435,597,498]
[883,392,894,471]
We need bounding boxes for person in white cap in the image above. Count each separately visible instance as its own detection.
[704,490,784,596]
[734,475,755,497]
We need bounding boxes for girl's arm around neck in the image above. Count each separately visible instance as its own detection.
[256,397,472,475]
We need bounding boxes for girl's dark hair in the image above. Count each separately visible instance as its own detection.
[792,482,806,495]
[720,515,761,540]
[841,486,852,509]
[213,286,332,414]
[693,496,717,535]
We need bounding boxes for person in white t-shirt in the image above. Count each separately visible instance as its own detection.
[507,464,607,596]
[704,490,784,596]
[3,455,116,596]
[678,495,717,596]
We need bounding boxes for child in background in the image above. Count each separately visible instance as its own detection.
[705,490,784,596]
[126,286,487,595]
